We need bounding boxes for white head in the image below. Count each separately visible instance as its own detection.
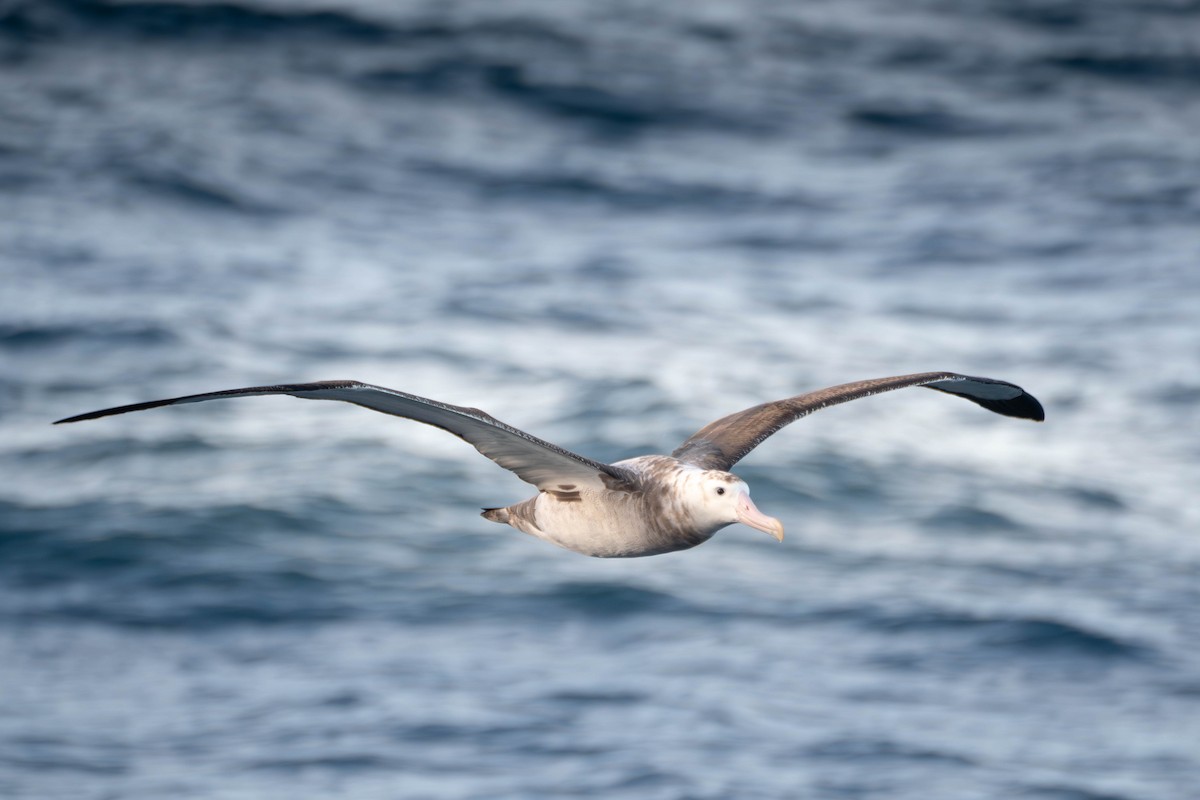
[682,470,785,542]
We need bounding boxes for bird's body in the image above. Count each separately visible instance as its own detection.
[484,455,764,558]
[55,371,1043,558]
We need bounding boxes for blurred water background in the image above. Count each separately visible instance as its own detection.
[2,1,1200,798]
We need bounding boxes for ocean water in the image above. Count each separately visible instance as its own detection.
[2,0,1200,798]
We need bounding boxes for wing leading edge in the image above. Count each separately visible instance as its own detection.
[55,381,635,491]
[671,372,1043,471]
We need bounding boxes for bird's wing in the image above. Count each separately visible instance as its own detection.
[671,372,1044,471]
[55,380,636,491]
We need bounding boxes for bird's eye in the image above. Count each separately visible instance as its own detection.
[715,487,725,495]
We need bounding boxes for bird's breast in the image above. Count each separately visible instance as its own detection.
[527,485,715,558]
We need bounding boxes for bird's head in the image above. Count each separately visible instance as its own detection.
[682,470,784,543]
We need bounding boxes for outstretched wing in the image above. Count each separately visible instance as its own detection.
[55,380,635,491]
[671,372,1044,471]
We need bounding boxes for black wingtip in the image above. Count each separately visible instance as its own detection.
[52,396,186,425]
[54,412,109,425]
[926,377,1045,423]
[54,410,103,425]
[986,391,1045,422]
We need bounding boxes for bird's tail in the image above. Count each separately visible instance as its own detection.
[481,507,510,524]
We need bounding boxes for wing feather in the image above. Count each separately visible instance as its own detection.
[55,380,634,491]
[671,372,1043,471]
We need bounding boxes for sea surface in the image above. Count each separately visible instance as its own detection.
[2,1,1200,798]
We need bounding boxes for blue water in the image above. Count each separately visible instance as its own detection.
[3,1,1200,798]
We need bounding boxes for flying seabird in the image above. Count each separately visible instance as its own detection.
[55,372,1043,558]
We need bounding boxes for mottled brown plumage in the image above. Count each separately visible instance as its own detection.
[55,371,1043,558]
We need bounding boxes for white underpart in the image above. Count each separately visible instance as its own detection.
[519,457,743,558]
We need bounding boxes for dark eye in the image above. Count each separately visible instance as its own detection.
[715,487,725,495]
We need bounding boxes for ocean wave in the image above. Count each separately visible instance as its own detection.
[1,500,323,573]
[18,434,218,468]
[123,168,284,216]
[0,320,177,350]
[921,503,1024,534]
[808,736,975,766]
[4,0,395,44]
[991,3,1087,30]
[6,567,358,629]
[5,0,589,56]
[862,607,1146,659]
[0,741,128,776]
[848,102,1020,138]
[1021,783,1139,800]
[245,754,395,773]
[533,579,687,617]
[1044,48,1200,84]
[410,159,815,212]
[478,64,750,132]
[977,618,1146,657]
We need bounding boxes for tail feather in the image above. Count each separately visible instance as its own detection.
[481,507,510,524]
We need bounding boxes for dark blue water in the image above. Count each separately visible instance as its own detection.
[3,1,1200,798]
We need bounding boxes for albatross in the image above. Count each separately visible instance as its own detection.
[55,372,1043,558]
